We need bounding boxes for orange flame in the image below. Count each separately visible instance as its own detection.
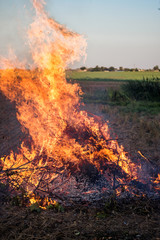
[0,0,158,200]
[153,174,160,191]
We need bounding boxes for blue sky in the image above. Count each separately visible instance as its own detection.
[0,0,160,69]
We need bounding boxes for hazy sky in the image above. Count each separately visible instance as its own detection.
[0,0,160,69]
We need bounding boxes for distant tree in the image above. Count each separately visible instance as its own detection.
[153,65,159,71]
[104,67,109,71]
[100,66,105,71]
[91,65,101,71]
[124,68,130,72]
[119,66,123,71]
[108,66,115,72]
[80,66,86,71]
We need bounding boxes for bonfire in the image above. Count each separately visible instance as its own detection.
[0,0,159,208]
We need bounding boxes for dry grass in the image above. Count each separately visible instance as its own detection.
[100,105,160,165]
[83,102,160,167]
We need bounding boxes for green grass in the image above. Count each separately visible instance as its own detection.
[66,70,160,82]
[122,79,160,101]
[112,101,160,115]
[66,70,160,115]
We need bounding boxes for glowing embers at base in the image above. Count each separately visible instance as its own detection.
[28,194,57,210]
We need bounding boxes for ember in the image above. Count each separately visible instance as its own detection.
[0,0,159,205]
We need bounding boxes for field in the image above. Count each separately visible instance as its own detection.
[0,70,160,239]
[71,71,160,165]
[66,70,160,81]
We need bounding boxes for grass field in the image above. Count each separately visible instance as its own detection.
[66,70,160,115]
[66,70,160,81]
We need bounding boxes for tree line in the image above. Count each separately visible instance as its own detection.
[80,65,160,72]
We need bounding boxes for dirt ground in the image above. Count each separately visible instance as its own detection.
[0,198,160,240]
